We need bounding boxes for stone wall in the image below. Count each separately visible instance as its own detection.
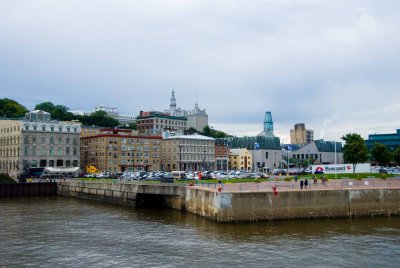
[185,188,400,222]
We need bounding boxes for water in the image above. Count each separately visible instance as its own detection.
[1,197,399,268]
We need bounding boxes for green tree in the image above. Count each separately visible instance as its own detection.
[370,143,392,168]
[202,125,212,137]
[187,127,197,134]
[342,133,368,173]
[34,102,74,121]
[0,98,29,118]
[392,147,400,166]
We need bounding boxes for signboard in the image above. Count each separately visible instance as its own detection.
[311,163,371,174]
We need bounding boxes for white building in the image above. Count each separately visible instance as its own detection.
[165,89,208,132]
[71,105,136,125]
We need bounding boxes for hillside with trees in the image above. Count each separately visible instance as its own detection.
[0,98,29,118]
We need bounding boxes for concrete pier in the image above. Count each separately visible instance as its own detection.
[57,181,400,223]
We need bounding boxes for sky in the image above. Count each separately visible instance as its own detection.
[1,0,399,143]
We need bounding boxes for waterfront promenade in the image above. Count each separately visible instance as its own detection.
[196,178,400,192]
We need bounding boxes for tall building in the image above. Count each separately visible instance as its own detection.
[80,127,162,172]
[162,134,215,171]
[215,139,229,170]
[365,129,400,152]
[0,110,81,179]
[290,123,314,145]
[165,89,208,132]
[136,111,187,135]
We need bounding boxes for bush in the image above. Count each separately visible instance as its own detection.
[381,173,387,180]
[0,173,15,183]
[284,177,292,182]
[254,178,261,183]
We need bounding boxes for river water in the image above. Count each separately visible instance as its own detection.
[1,197,399,268]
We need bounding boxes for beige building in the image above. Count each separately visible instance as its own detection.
[162,134,215,172]
[0,110,81,179]
[80,127,162,172]
[229,148,252,171]
[290,123,314,145]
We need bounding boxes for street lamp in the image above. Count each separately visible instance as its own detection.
[334,140,337,179]
[179,145,183,171]
[203,149,206,171]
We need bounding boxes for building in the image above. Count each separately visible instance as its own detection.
[290,123,314,145]
[162,134,215,172]
[365,129,400,152]
[229,148,252,171]
[165,89,208,131]
[80,127,162,172]
[227,112,282,172]
[215,139,229,170]
[136,111,187,135]
[289,140,343,166]
[0,110,81,179]
[71,105,136,125]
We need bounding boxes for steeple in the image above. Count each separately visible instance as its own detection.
[264,111,274,134]
[170,88,177,110]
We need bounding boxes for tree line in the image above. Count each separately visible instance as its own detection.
[0,98,134,129]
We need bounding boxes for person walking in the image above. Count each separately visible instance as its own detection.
[313,175,317,184]
[300,179,304,190]
[304,179,309,189]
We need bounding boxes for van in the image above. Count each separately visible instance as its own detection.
[171,171,186,180]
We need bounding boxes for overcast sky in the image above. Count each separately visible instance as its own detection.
[1,0,399,142]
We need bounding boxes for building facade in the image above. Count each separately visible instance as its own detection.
[80,128,162,173]
[162,134,215,172]
[290,123,314,145]
[215,139,229,170]
[365,129,400,152]
[136,111,187,135]
[0,110,81,179]
[289,140,343,166]
[229,148,252,171]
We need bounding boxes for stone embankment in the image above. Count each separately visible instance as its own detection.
[57,180,400,223]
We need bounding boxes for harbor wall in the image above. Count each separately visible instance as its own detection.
[57,182,400,223]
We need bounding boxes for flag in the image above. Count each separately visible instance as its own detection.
[287,145,293,151]
[254,142,260,150]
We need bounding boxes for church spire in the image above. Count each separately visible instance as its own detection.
[170,88,176,110]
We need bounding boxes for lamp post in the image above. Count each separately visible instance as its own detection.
[203,148,206,171]
[334,140,337,179]
[179,144,183,171]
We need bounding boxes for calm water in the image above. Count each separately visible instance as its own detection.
[1,197,399,268]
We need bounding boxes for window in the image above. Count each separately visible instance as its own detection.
[66,147,70,155]
[265,152,269,159]
[50,137,54,144]
[51,126,54,132]
[49,147,54,156]
[42,125,46,131]
[59,126,62,132]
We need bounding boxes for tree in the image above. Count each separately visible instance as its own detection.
[0,98,29,118]
[202,125,212,137]
[342,133,368,173]
[393,147,400,166]
[35,102,74,121]
[370,143,392,168]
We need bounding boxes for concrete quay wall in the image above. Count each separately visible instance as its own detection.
[186,188,400,222]
[57,182,400,223]
[57,181,186,210]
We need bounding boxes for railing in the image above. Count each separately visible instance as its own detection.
[194,179,400,192]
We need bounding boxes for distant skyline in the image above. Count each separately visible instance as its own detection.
[1,1,399,142]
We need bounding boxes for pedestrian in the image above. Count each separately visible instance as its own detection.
[313,175,317,184]
[304,179,309,189]
[294,175,298,182]
[300,179,304,190]
[321,175,326,185]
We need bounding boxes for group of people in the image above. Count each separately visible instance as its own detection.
[299,175,326,189]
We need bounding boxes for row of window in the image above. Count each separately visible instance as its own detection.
[24,136,78,145]
[24,146,78,156]
[24,124,79,133]
[0,125,20,134]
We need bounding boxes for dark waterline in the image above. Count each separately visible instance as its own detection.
[1,197,399,267]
